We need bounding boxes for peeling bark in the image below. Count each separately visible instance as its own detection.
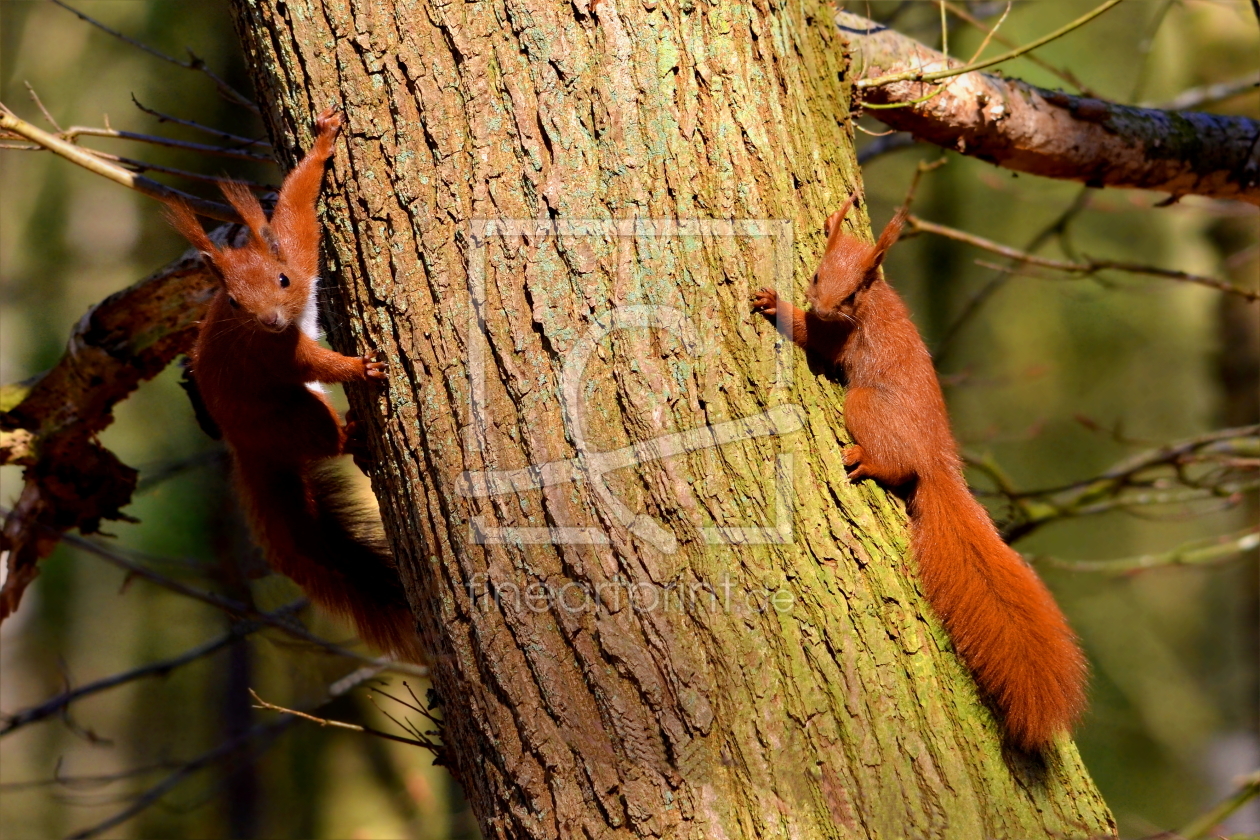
[839,11,1260,205]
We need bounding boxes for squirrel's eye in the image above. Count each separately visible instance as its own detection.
[228,296,240,309]
[279,273,290,288]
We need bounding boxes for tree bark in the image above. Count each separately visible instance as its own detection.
[231,0,1114,836]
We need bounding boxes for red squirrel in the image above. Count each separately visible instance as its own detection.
[751,194,1085,751]
[164,108,424,664]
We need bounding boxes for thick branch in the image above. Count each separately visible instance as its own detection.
[839,11,1260,205]
[0,236,227,619]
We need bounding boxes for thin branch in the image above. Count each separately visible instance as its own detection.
[905,214,1260,302]
[0,761,183,793]
[856,131,917,164]
[1036,527,1260,574]
[250,689,442,752]
[135,450,227,494]
[102,155,268,190]
[1152,71,1260,112]
[366,693,428,745]
[988,425,1260,541]
[46,146,271,190]
[62,666,384,840]
[938,0,1095,95]
[47,0,260,115]
[855,0,1126,90]
[0,607,302,737]
[130,95,271,149]
[1126,0,1175,106]
[62,725,288,839]
[934,188,1093,364]
[47,527,427,677]
[24,82,63,131]
[0,107,240,222]
[1177,768,1260,840]
[958,2,1010,67]
[61,125,273,163]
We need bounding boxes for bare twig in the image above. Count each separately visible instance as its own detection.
[1,129,275,186]
[856,0,1125,90]
[900,157,948,210]
[938,0,1095,95]
[1036,527,1260,573]
[1126,0,1175,106]
[61,125,273,163]
[856,131,917,164]
[250,689,442,752]
[44,527,427,677]
[0,107,240,222]
[62,725,289,839]
[24,82,62,131]
[935,188,1093,364]
[130,95,271,149]
[44,147,271,190]
[0,760,183,793]
[1152,71,1260,112]
[0,606,304,738]
[982,425,1260,541]
[47,0,260,115]
[905,214,1260,302]
[1175,768,1260,839]
[62,667,384,840]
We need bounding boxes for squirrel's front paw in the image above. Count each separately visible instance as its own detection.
[749,288,779,316]
[315,107,343,138]
[361,353,387,380]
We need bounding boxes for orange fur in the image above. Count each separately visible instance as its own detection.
[166,109,424,664]
[751,197,1085,750]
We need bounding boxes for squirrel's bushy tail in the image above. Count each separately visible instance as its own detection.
[910,469,1085,750]
[234,458,425,664]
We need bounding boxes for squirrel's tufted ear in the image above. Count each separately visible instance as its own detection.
[868,207,907,273]
[824,192,860,250]
[163,200,224,278]
[219,180,284,262]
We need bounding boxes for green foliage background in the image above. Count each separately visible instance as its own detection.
[0,1,1256,838]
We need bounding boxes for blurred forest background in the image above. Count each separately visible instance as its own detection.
[0,1,1256,838]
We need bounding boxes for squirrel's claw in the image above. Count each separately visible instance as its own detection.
[315,107,343,139]
[362,353,387,380]
[749,288,779,316]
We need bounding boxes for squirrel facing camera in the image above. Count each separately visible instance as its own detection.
[164,108,423,665]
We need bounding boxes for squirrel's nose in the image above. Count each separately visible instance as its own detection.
[260,312,284,330]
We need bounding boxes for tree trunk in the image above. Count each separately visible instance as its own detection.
[230,0,1115,836]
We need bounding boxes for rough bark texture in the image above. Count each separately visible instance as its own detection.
[839,11,1260,206]
[231,0,1115,836]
